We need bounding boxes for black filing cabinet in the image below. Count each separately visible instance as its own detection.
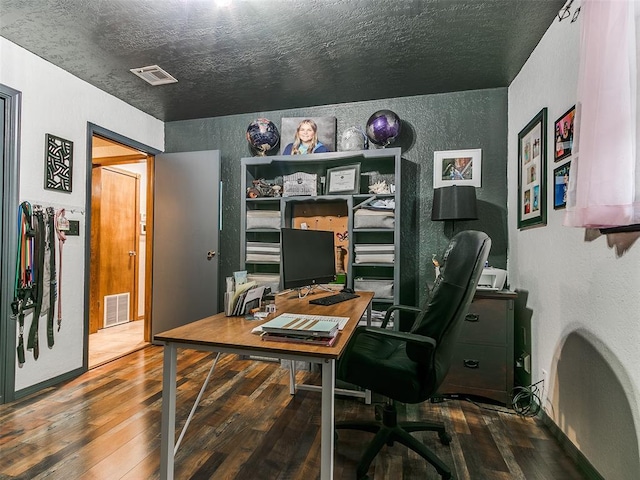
[439,290,517,406]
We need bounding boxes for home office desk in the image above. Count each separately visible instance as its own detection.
[155,290,374,480]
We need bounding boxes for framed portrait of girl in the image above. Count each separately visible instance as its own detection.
[280,117,336,155]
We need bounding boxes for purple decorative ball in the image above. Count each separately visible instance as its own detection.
[365,110,401,147]
[246,118,280,155]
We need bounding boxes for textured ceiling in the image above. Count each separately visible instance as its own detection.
[0,0,564,122]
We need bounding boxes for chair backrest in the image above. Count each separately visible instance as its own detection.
[407,230,491,396]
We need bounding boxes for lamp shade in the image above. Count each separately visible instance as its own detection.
[431,185,478,221]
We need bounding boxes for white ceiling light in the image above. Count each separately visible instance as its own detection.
[130,65,178,86]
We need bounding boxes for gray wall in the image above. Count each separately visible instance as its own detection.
[165,88,508,307]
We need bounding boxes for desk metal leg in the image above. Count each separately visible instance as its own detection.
[320,359,335,480]
[160,343,177,480]
[289,360,296,395]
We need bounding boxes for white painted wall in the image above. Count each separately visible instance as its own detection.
[0,37,164,391]
[508,5,640,479]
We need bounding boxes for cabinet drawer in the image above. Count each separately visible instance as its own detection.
[459,298,507,345]
[444,344,507,392]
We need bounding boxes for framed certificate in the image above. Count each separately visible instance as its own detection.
[326,163,361,194]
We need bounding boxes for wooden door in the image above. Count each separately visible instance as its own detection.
[90,166,140,334]
[151,150,220,338]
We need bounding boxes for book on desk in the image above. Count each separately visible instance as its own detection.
[261,331,338,346]
[259,313,349,345]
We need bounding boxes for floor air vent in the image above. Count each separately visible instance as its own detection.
[104,293,130,328]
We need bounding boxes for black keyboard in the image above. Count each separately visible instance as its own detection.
[309,292,360,306]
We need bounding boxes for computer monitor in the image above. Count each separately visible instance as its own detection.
[281,228,336,290]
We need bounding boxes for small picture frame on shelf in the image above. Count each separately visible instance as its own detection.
[282,172,318,197]
[433,149,482,188]
[326,164,361,194]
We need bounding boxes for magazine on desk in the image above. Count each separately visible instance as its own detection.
[260,313,349,337]
[261,332,338,346]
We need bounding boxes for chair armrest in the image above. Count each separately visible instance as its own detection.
[382,304,422,329]
[353,326,437,350]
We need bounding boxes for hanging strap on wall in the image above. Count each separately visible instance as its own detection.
[12,202,35,364]
[55,209,68,331]
[27,206,46,360]
[46,207,57,347]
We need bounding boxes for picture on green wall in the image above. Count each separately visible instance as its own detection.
[280,117,336,155]
[433,148,482,188]
[518,108,547,229]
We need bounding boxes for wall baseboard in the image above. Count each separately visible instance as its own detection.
[14,367,84,402]
[539,409,604,480]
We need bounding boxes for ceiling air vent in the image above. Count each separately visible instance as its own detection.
[130,65,178,86]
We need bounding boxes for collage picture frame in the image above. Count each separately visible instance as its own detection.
[517,108,547,229]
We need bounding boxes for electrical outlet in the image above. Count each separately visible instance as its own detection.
[67,220,80,236]
[523,354,531,374]
[540,368,548,397]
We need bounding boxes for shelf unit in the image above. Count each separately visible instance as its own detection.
[240,148,416,313]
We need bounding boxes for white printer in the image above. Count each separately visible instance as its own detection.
[478,267,507,291]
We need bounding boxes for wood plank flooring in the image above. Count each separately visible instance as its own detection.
[0,346,589,480]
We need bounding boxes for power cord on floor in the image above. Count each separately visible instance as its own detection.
[511,380,543,417]
[431,380,543,418]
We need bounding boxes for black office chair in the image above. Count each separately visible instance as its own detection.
[336,230,491,480]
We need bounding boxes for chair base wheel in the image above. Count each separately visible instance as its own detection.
[439,431,452,445]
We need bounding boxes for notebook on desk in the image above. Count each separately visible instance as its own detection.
[260,313,350,337]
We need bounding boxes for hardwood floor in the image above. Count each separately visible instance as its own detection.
[0,346,588,480]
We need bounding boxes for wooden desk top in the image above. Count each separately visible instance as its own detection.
[154,290,374,360]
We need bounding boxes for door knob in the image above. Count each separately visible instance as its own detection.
[129,251,137,256]
[207,251,216,260]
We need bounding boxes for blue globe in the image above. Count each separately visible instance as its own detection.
[365,110,401,147]
[246,118,280,155]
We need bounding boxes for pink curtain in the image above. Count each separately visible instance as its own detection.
[564,0,640,228]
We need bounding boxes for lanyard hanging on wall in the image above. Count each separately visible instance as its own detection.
[55,208,68,331]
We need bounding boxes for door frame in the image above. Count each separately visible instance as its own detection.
[85,123,161,369]
[0,84,21,404]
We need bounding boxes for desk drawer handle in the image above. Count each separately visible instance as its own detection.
[465,313,479,322]
[463,359,480,369]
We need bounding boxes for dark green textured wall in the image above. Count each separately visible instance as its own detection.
[165,88,508,307]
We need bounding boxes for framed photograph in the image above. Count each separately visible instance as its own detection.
[280,117,336,155]
[44,133,73,192]
[554,162,571,210]
[326,163,361,194]
[554,106,575,162]
[433,148,482,188]
[518,108,547,229]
